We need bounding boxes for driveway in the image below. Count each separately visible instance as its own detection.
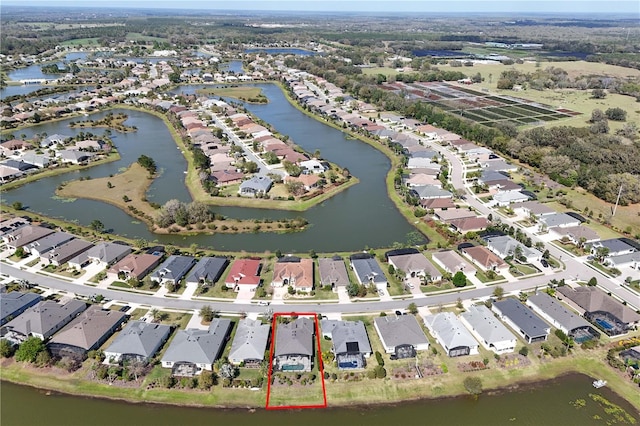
[234,287,255,304]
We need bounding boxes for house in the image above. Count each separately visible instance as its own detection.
[150,255,197,286]
[604,252,640,270]
[225,258,262,291]
[539,212,581,229]
[321,320,372,369]
[103,320,172,364]
[161,319,232,376]
[411,185,453,200]
[47,306,128,360]
[459,305,517,354]
[2,225,54,251]
[107,253,163,281]
[0,217,30,238]
[273,317,314,372]
[318,256,350,291]
[285,174,320,191]
[485,235,542,263]
[387,252,442,282]
[590,239,637,257]
[271,257,314,292]
[185,256,229,286]
[58,149,95,165]
[0,292,42,326]
[515,201,556,218]
[85,242,132,268]
[423,312,479,357]
[461,246,508,271]
[3,299,87,343]
[492,191,530,206]
[373,315,430,358]
[26,232,75,257]
[553,226,600,246]
[350,254,387,291]
[557,286,640,336]
[492,299,550,343]
[526,293,600,343]
[40,239,94,267]
[299,159,327,174]
[448,217,490,234]
[228,318,271,366]
[431,250,476,276]
[435,209,477,222]
[238,175,273,197]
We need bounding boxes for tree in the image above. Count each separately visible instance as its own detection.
[492,286,505,300]
[90,219,104,232]
[122,195,130,202]
[14,246,26,259]
[198,370,215,389]
[137,155,157,175]
[519,346,529,357]
[11,201,23,210]
[587,277,598,286]
[407,303,418,315]
[0,339,14,358]
[463,376,483,397]
[591,88,606,99]
[15,337,45,363]
[200,305,214,322]
[605,107,627,121]
[452,271,467,288]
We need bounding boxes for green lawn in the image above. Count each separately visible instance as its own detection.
[60,38,100,46]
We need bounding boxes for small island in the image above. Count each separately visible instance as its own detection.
[195,86,268,104]
[69,112,137,132]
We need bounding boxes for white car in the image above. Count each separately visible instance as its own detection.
[257,301,270,306]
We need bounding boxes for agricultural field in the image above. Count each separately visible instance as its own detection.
[382,81,580,127]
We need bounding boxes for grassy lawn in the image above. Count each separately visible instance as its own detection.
[60,38,100,46]
[555,240,588,257]
[197,282,237,299]
[157,311,192,329]
[125,32,169,43]
[195,86,265,102]
[128,308,148,321]
[509,263,540,277]
[587,261,621,277]
[475,270,506,283]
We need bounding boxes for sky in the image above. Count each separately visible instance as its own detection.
[2,0,639,15]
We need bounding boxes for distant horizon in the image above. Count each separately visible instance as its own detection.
[2,1,639,15]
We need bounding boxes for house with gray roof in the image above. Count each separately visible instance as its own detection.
[104,321,172,364]
[387,252,442,282]
[321,320,372,369]
[274,317,314,372]
[3,299,87,343]
[3,225,54,250]
[0,217,30,238]
[185,256,229,286]
[40,239,94,267]
[27,231,75,257]
[150,255,197,286]
[318,257,350,291]
[515,201,556,218]
[459,305,517,354]
[410,185,453,200]
[492,299,550,343]
[85,242,132,268]
[238,175,273,197]
[526,293,599,342]
[161,319,232,376]
[486,235,542,263]
[604,252,640,270]
[553,226,600,246]
[350,255,387,291]
[423,312,479,357]
[47,305,127,360]
[229,318,271,366]
[557,286,640,336]
[539,212,580,229]
[58,149,95,164]
[373,315,429,358]
[590,239,637,257]
[0,291,42,326]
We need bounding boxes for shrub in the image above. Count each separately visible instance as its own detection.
[463,376,483,396]
[375,351,385,367]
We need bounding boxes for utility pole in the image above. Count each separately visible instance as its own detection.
[612,183,623,217]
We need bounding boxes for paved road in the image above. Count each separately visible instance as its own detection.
[3,263,575,315]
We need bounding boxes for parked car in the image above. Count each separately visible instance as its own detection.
[541,259,549,268]
[258,301,270,306]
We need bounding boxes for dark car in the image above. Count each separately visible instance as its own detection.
[119,305,131,312]
[541,259,549,268]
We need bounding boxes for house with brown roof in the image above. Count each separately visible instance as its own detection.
[3,225,54,250]
[318,257,350,291]
[225,258,262,291]
[285,174,320,191]
[449,217,490,233]
[387,252,442,282]
[432,250,476,276]
[271,257,314,292]
[461,246,508,272]
[48,305,128,360]
[107,253,163,281]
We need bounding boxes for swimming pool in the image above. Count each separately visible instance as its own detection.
[595,318,613,330]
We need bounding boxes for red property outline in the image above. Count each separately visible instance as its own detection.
[265,312,327,410]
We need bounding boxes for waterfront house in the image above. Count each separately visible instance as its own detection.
[373,315,429,358]
[228,318,271,366]
[185,256,229,286]
[161,319,232,376]
[274,317,314,372]
[271,257,314,292]
[104,320,172,364]
[86,242,132,268]
[0,292,42,326]
[27,232,75,257]
[40,239,93,267]
[150,255,197,286]
[424,312,479,357]
[459,305,517,354]
[526,292,600,343]
[557,286,640,336]
[321,320,372,369]
[0,217,30,238]
[318,256,350,292]
[448,217,490,234]
[238,175,273,197]
[3,299,87,343]
[107,253,163,281]
[47,305,128,360]
[387,252,442,282]
[431,250,476,276]
[492,299,550,343]
[3,225,54,251]
[225,258,262,291]
[350,254,387,291]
